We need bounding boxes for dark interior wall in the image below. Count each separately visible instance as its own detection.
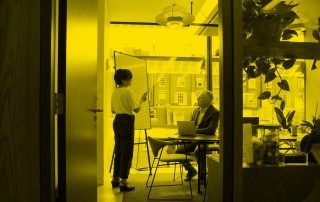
[0,0,42,201]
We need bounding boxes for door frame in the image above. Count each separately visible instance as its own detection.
[40,0,56,201]
[56,0,67,201]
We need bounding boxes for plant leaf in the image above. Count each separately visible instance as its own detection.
[265,72,277,83]
[256,57,271,75]
[273,2,299,12]
[281,11,299,28]
[274,107,286,128]
[277,80,290,91]
[243,57,252,67]
[312,30,320,41]
[258,91,271,100]
[246,65,256,78]
[286,111,290,119]
[280,100,285,111]
[271,95,283,100]
[272,58,284,65]
[287,110,296,125]
[282,29,298,40]
[311,116,320,130]
[282,58,296,69]
[301,120,313,129]
[312,59,317,70]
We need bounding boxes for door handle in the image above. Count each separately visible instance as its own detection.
[88,108,104,113]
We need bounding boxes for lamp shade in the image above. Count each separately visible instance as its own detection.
[155,4,195,27]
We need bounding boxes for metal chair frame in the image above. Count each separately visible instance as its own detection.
[147,136,193,200]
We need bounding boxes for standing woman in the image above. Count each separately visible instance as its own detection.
[111,69,148,192]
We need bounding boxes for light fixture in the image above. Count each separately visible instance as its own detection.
[155,1,195,27]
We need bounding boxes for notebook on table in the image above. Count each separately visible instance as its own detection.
[177,121,196,136]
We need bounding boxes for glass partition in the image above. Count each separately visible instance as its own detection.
[109,25,209,128]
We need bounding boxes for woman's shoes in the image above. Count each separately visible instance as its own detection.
[119,183,135,192]
[111,178,135,192]
[111,179,119,188]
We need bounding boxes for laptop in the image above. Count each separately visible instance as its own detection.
[177,121,196,136]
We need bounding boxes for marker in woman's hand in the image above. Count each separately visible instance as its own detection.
[141,91,148,102]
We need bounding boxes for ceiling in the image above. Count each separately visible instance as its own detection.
[105,0,319,33]
[106,0,207,23]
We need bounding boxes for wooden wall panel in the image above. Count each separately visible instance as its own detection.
[0,0,41,202]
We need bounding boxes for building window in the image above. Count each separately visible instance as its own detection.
[159,77,166,87]
[177,77,185,87]
[175,92,186,105]
[196,78,204,88]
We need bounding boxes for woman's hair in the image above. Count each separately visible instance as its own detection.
[114,69,133,85]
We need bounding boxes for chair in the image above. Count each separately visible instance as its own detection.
[146,136,194,200]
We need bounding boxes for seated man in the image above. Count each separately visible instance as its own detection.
[175,90,219,181]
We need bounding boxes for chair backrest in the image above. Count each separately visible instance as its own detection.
[148,136,170,157]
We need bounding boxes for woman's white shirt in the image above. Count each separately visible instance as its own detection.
[111,87,138,115]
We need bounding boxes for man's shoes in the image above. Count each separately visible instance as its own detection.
[119,183,135,192]
[184,167,198,181]
[111,179,119,188]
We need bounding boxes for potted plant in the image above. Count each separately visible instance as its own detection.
[300,104,320,153]
[274,100,296,134]
[242,0,299,40]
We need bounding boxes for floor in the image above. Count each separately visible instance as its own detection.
[98,167,183,202]
[98,127,188,202]
[98,172,123,202]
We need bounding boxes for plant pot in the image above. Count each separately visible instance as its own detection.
[291,126,298,137]
[251,15,283,41]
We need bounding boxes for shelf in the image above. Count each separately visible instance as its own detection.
[243,165,320,202]
[207,155,320,202]
[243,40,320,59]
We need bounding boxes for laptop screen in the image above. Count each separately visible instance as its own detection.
[177,121,196,136]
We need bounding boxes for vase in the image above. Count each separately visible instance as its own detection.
[291,126,298,136]
[253,144,264,166]
[262,132,279,165]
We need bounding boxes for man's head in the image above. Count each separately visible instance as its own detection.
[197,90,213,109]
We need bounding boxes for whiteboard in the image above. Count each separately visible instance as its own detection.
[114,51,151,130]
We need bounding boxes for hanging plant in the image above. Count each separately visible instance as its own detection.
[243,56,296,104]
[242,0,299,41]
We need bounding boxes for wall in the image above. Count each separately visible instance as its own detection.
[104,0,116,180]
[97,0,106,185]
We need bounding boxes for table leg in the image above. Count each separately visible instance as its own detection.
[204,143,207,187]
[198,142,201,194]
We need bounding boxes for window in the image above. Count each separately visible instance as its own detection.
[175,92,186,105]
[177,77,185,87]
[159,77,166,87]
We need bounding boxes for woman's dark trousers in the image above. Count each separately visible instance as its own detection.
[113,114,135,179]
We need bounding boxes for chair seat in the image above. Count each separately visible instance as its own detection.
[160,154,194,162]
